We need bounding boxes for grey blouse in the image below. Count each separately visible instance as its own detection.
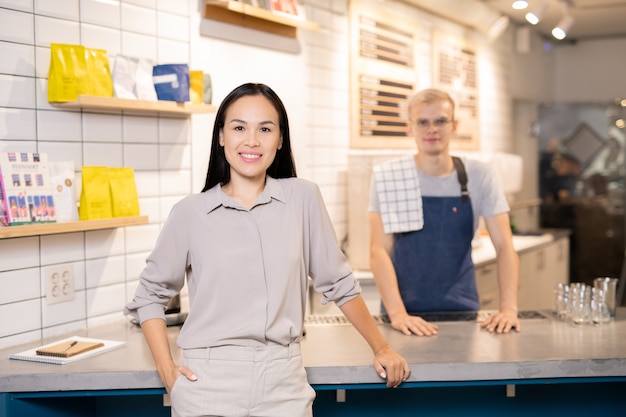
[124,176,360,349]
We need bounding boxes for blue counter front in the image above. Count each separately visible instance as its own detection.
[1,309,625,416]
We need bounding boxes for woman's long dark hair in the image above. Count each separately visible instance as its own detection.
[202,83,297,192]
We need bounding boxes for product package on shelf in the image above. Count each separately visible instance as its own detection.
[78,166,140,220]
[152,63,190,102]
[0,152,57,226]
[47,43,114,103]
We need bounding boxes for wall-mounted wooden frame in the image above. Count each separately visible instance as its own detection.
[432,30,480,150]
[203,0,318,38]
[349,1,418,149]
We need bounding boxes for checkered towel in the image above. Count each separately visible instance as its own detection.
[373,155,423,234]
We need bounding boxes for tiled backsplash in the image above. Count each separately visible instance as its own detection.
[0,0,194,349]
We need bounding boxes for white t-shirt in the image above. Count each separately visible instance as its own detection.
[369,156,510,232]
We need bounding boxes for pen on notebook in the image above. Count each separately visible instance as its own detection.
[61,341,78,352]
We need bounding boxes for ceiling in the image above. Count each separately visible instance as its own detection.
[481,0,626,42]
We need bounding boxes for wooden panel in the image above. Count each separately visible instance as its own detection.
[204,4,296,37]
[202,1,319,38]
[0,216,149,239]
[350,1,418,149]
[50,96,216,117]
[432,30,480,150]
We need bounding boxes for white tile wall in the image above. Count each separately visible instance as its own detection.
[0,237,40,271]
[37,110,83,141]
[35,79,55,110]
[0,109,36,140]
[0,42,35,77]
[37,141,83,168]
[82,113,123,142]
[123,116,159,143]
[0,0,32,12]
[156,12,189,42]
[83,142,123,166]
[160,169,191,195]
[81,24,122,56]
[0,268,40,305]
[85,228,126,259]
[86,282,127,316]
[80,0,121,29]
[160,144,190,170]
[41,291,87,327]
[127,0,156,8]
[0,140,37,153]
[137,196,160,221]
[85,255,126,288]
[40,233,85,265]
[35,15,81,46]
[121,31,157,60]
[158,117,188,143]
[35,0,80,21]
[34,46,50,78]
[0,8,34,44]
[156,38,189,64]
[157,0,187,15]
[0,0,207,348]
[0,74,36,108]
[124,223,160,252]
[122,3,157,36]
[124,143,159,170]
[125,252,148,281]
[134,170,160,196]
[0,299,41,338]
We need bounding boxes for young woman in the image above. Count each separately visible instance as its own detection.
[125,83,410,417]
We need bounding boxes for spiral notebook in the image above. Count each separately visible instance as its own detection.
[9,336,124,365]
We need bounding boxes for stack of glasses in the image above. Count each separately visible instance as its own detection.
[553,279,616,325]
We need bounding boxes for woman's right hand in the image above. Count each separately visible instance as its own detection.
[162,363,198,393]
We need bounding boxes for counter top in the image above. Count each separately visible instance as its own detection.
[2,307,625,393]
[472,229,569,267]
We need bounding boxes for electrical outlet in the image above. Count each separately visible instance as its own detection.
[45,264,75,305]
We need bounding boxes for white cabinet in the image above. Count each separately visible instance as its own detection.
[476,235,570,311]
[475,262,499,310]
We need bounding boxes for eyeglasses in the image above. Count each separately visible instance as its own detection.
[412,118,453,130]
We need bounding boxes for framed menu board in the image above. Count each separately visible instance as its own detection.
[349,1,418,149]
[432,30,480,150]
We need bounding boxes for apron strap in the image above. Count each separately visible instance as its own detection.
[452,156,469,203]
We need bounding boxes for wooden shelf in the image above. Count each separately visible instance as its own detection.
[50,95,216,117]
[203,0,319,38]
[0,216,149,239]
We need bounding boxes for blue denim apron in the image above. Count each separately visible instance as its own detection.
[386,159,479,313]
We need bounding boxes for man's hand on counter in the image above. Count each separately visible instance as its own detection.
[479,308,521,334]
[388,312,439,337]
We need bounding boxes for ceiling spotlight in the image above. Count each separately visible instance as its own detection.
[525,0,548,25]
[512,1,528,10]
[552,14,575,40]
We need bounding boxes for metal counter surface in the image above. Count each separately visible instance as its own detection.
[1,309,625,393]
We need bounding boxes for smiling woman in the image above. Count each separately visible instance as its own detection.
[125,83,411,417]
[218,95,284,205]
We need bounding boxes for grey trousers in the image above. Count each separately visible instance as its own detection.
[170,343,315,417]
